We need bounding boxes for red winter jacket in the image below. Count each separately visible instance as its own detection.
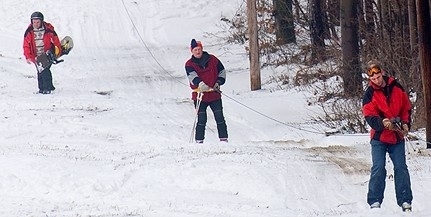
[362,76,411,144]
[185,52,226,102]
[23,22,62,61]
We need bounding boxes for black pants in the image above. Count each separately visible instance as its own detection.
[38,66,55,92]
[194,98,228,141]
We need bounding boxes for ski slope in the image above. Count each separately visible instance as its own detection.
[0,0,430,216]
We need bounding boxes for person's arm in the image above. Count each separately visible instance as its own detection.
[185,64,202,86]
[363,88,386,131]
[215,58,226,85]
[23,32,34,64]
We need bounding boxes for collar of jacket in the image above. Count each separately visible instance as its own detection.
[369,75,395,90]
[191,51,210,68]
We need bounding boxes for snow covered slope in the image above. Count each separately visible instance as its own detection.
[0,0,430,216]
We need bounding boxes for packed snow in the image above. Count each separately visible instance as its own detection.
[0,0,430,216]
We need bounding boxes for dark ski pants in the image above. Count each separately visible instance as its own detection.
[193,98,228,141]
[38,66,55,92]
[367,139,413,207]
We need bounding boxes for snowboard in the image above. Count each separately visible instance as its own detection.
[35,36,73,73]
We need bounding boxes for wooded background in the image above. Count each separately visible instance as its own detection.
[225,0,430,143]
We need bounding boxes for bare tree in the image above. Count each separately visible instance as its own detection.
[324,0,340,41]
[341,0,362,97]
[416,0,431,148]
[408,0,418,56]
[273,0,296,44]
[359,0,376,59]
[309,0,326,63]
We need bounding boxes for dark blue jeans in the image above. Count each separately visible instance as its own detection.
[367,139,413,207]
[193,98,228,141]
[38,66,55,92]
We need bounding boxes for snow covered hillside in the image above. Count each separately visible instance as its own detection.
[0,0,430,216]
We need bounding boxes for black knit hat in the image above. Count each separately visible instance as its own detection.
[190,39,203,50]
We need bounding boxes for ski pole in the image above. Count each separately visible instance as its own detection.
[190,91,204,143]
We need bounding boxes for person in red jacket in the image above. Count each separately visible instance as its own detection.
[362,60,413,211]
[185,39,228,143]
[23,11,62,94]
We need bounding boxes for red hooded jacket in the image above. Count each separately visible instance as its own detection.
[362,75,411,144]
[23,22,62,61]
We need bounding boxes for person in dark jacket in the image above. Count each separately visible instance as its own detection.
[23,11,62,94]
[362,60,413,211]
[185,39,228,143]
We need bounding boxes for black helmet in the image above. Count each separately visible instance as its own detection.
[30,11,44,22]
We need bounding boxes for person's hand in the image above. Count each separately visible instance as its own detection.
[213,82,220,91]
[401,124,409,136]
[26,58,34,64]
[198,81,211,92]
[382,118,394,130]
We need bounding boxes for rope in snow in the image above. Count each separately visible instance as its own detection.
[220,92,325,134]
[407,132,431,147]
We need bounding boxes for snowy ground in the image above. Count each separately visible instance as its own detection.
[1,0,430,216]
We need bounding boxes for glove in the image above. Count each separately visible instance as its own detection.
[213,82,220,91]
[382,118,394,130]
[401,124,409,136]
[54,46,61,58]
[198,81,211,92]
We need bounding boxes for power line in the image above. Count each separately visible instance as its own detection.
[121,0,188,87]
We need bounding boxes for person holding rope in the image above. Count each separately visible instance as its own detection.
[185,39,228,143]
[362,60,413,211]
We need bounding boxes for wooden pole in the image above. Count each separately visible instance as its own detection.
[416,0,431,148]
[247,0,261,90]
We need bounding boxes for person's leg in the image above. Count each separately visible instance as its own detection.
[37,72,43,93]
[367,139,388,206]
[388,141,413,207]
[209,99,228,140]
[40,67,52,93]
[194,100,209,142]
[46,69,55,91]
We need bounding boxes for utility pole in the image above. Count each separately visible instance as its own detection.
[416,0,431,148]
[247,0,261,90]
